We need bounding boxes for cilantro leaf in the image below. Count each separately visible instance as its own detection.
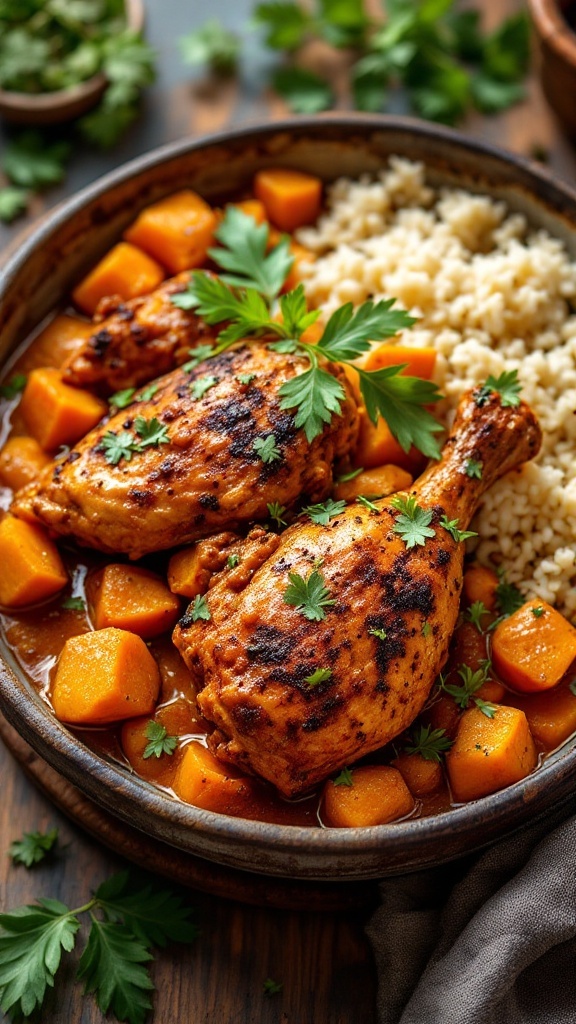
[76,918,154,1024]
[61,596,86,611]
[137,382,159,402]
[283,568,335,621]
[471,73,524,114]
[302,498,346,525]
[0,186,28,223]
[304,667,332,686]
[465,458,483,479]
[267,501,287,528]
[466,600,490,632]
[190,375,218,400]
[474,697,498,719]
[482,11,530,83]
[405,724,452,762]
[484,369,522,407]
[263,977,284,996]
[94,871,200,949]
[317,299,416,363]
[254,2,310,50]
[0,900,79,1017]
[390,494,435,548]
[532,606,545,618]
[0,373,27,400]
[421,621,432,637]
[9,829,59,868]
[356,494,380,513]
[142,721,178,760]
[495,575,524,616]
[336,466,363,483]
[190,594,211,622]
[209,206,293,302]
[355,365,443,458]
[110,387,136,410]
[253,434,281,464]
[369,627,387,641]
[279,364,346,443]
[236,372,256,386]
[2,131,71,190]
[441,660,492,709]
[98,430,138,466]
[227,553,240,568]
[133,416,170,448]
[439,514,477,543]
[333,766,353,787]
[272,66,333,114]
[179,19,239,75]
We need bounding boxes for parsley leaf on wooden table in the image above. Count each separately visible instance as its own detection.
[9,829,60,868]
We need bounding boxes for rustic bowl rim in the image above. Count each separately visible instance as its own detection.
[529,0,576,57]
[1,114,576,880]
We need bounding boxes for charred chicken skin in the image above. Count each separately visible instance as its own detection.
[12,344,359,560]
[61,274,215,394]
[173,388,542,798]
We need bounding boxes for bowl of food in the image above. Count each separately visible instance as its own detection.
[1,115,576,882]
[529,0,576,137]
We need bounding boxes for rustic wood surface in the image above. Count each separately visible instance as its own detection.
[1,0,575,1021]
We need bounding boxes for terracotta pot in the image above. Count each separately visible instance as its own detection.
[529,0,576,137]
[1,116,576,881]
[0,0,145,126]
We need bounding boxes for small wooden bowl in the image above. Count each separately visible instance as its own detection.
[0,0,145,126]
[529,0,576,136]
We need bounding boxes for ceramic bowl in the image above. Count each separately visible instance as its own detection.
[529,0,576,137]
[1,116,576,881]
[0,0,144,126]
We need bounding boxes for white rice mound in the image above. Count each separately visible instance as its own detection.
[298,157,576,617]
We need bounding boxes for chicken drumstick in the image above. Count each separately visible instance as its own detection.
[173,386,542,797]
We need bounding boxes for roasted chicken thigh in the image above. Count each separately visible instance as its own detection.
[173,387,542,797]
[12,344,359,559]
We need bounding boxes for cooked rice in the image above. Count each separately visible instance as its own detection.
[298,158,576,617]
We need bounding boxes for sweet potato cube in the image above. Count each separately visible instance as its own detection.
[0,516,67,608]
[168,534,236,598]
[425,694,461,740]
[121,697,199,784]
[20,367,107,451]
[322,766,415,828]
[87,564,181,639]
[124,190,217,274]
[492,598,576,693]
[463,564,499,612]
[391,752,443,797]
[333,464,413,503]
[254,168,322,232]
[361,343,437,379]
[172,741,257,814]
[231,199,267,223]
[20,314,93,372]
[51,627,160,725]
[446,705,537,802]
[72,242,164,316]
[505,685,576,750]
[0,436,51,491]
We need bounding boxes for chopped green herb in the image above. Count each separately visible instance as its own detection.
[190,374,218,400]
[267,501,287,528]
[495,575,524,616]
[179,19,239,75]
[226,553,240,569]
[2,132,70,190]
[439,514,477,544]
[208,205,293,302]
[263,977,283,996]
[137,382,159,402]
[0,374,27,400]
[143,721,178,760]
[475,369,522,408]
[253,434,281,464]
[532,605,544,618]
[133,416,170,449]
[466,600,490,632]
[61,596,86,612]
[236,372,256,385]
[98,429,139,466]
[9,828,59,868]
[569,679,576,697]
[302,498,346,525]
[421,621,432,638]
[441,660,492,710]
[272,65,333,114]
[190,595,211,623]
[181,344,218,371]
[109,387,136,410]
[465,458,483,479]
[405,725,453,762]
[304,667,332,686]
[333,766,354,787]
[336,466,363,483]
[356,495,380,513]
[474,697,498,718]
[390,494,435,548]
[369,627,387,641]
[0,186,28,223]
[283,568,335,621]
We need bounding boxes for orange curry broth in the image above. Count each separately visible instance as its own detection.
[1,178,576,828]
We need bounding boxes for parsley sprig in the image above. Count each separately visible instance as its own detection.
[474,369,522,408]
[9,829,59,868]
[405,725,453,762]
[0,870,198,1024]
[390,494,435,548]
[283,567,335,621]
[143,721,178,760]
[441,661,497,717]
[98,417,170,466]
[439,515,477,544]
[302,498,346,525]
[171,208,443,452]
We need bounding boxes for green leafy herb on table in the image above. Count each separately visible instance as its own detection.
[263,977,283,996]
[179,19,240,76]
[9,829,59,868]
[173,207,443,453]
[0,186,29,224]
[0,869,198,1024]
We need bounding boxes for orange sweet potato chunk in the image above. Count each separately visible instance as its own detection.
[361,343,437,378]
[492,599,576,693]
[391,752,443,797]
[463,564,499,612]
[124,190,217,274]
[120,697,200,785]
[87,564,181,639]
[505,684,576,750]
[51,627,160,724]
[20,367,107,451]
[446,705,537,802]
[254,168,322,232]
[72,242,165,316]
[172,741,257,814]
[0,516,68,608]
[322,766,415,828]
[17,314,93,373]
[333,464,413,503]
[0,436,51,491]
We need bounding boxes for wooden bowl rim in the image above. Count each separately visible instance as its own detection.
[528,0,576,58]
[2,114,576,879]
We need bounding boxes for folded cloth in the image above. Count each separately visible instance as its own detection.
[366,799,576,1024]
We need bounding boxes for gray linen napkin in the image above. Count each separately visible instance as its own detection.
[366,801,576,1024]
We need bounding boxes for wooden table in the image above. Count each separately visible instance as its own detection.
[1,1,575,1021]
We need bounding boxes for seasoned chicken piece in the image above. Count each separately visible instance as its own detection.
[174,387,542,797]
[12,344,358,559]
[61,274,214,394]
